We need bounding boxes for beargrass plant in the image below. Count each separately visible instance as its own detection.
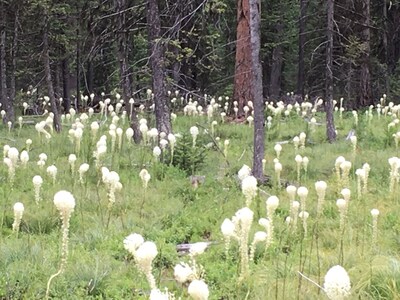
[2,97,400,299]
[46,190,76,299]
[32,175,43,204]
[274,161,282,189]
[371,209,379,252]
[12,202,24,235]
[173,242,209,298]
[124,233,158,290]
[139,168,151,218]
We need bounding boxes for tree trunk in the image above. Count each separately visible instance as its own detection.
[9,8,18,106]
[262,52,270,98]
[76,25,81,110]
[346,61,352,107]
[43,17,62,132]
[297,0,308,98]
[383,0,389,94]
[0,3,8,122]
[54,61,62,101]
[7,23,16,123]
[233,0,252,118]
[269,22,284,99]
[358,0,372,107]
[386,3,400,76]
[115,0,141,143]
[62,57,71,112]
[147,0,172,134]
[325,0,336,143]
[87,59,94,94]
[249,0,265,181]
[86,11,95,95]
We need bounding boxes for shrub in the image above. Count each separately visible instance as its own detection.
[164,133,208,175]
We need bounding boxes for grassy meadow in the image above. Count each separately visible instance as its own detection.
[1,97,400,299]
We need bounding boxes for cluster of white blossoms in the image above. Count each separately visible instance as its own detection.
[46,165,57,185]
[190,126,199,147]
[37,152,47,169]
[173,242,209,300]
[323,265,351,300]
[4,146,19,183]
[124,233,158,291]
[46,191,76,298]
[78,163,90,185]
[12,202,24,233]
[139,169,151,189]
[101,167,122,207]
[241,175,257,206]
[32,175,43,204]
[35,119,52,139]
[20,150,29,168]
[388,157,400,193]
[93,135,107,168]
[237,164,258,207]
[221,207,254,280]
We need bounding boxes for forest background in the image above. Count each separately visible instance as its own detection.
[0,0,399,120]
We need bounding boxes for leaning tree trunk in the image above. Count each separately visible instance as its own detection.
[358,0,372,107]
[43,17,62,132]
[147,0,172,134]
[325,0,336,143]
[297,0,308,98]
[115,0,141,143]
[249,0,265,181]
[233,0,252,118]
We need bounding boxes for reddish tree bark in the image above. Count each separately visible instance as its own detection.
[233,0,252,118]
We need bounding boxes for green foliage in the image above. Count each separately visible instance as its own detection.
[1,106,400,299]
[165,133,209,176]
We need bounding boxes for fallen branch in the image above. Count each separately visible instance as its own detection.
[0,136,16,142]
[176,241,218,254]
[297,271,324,290]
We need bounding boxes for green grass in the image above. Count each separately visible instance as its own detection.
[0,106,400,299]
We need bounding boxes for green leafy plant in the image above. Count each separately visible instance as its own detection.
[164,133,208,175]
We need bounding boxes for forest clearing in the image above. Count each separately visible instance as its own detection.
[1,0,400,299]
